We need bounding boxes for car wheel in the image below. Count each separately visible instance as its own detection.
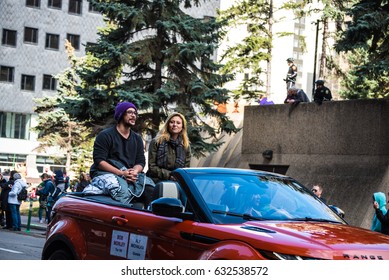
[48,248,74,260]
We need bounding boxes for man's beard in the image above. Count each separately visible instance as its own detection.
[123,119,135,128]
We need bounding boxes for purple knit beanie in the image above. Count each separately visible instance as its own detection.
[114,102,137,122]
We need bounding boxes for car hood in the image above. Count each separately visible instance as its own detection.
[220,221,389,260]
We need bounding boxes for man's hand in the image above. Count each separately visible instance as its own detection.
[122,168,139,183]
[373,201,379,210]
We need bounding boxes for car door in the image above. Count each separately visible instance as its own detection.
[77,199,199,259]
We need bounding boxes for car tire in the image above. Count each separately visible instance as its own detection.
[48,248,74,260]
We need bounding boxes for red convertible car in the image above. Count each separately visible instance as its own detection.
[42,167,389,260]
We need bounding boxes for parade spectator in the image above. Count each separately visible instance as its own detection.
[75,172,91,192]
[1,170,16,229]
[313,80,332,105]
[8,172,27,231]
[37,173,56,223]
[0,173,8,227]
[284,58,298,90]
[36,180,47,224]
[54,169,68,192]
[284,86,310,104]
[311,184,327,204]
[373,194,389,235]
[371,192,388,233]
[147,112,191,183]
[257,94,274,105]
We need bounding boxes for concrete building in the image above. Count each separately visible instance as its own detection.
[0,0,105,180]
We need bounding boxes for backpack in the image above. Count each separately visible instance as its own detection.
[46,186,63,207]
[17,187,28,201]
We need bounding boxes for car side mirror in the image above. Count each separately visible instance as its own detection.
[329,205,345,219]
[151,197,184,217]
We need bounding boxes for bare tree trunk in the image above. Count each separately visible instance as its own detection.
[319,19,329,78]
[266,0,273,96]
[151,26,164,137]
[66,121,75,176]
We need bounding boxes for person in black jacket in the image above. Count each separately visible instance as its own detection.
[284,87,310,104]
[313,80,332,105]
[0,173,8,227]
[284,58,298,90]
[37,173,56,223]
[1,170,16,229]
[75,172,91,192]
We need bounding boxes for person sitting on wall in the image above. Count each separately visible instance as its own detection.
[313,80,332,105]
[284,86,310,104]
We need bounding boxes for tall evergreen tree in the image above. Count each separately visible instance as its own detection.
[65,0,238,158]
[335,0,389,98]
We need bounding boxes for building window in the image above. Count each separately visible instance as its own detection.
[0,66,14,82]
[88,2,99,13]
[24,27,38,44]
[21,74,35,91]
[0,153,28,171]
[48,0,62,9]
[0,112,5,138]
[69,0,82,14]
[26,0,40,8]
[45,33,60,50]
[0,112,31,140]
[66,33,80,50]
[43,74,57,90]
[2,29,17,47]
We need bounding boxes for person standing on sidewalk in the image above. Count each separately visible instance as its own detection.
[37,173,56,223]
[36,180,47,223]
[1,170,16,229]
[8,172,27,231]
[0,173,8,227]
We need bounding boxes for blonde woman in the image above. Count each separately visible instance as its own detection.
[147,112,191,183]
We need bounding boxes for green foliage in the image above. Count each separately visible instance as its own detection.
[33,42,93,175]
[61,0,239,158]
[335,0,389,98]
[218,0,272,100]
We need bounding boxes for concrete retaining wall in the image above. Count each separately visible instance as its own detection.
[239,99,389,228]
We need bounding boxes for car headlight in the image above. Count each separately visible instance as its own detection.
[259,250,323,260]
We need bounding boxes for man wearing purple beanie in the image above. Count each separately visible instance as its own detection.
[87,101,154,206]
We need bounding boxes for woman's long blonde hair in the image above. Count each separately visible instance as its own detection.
[155,112,190,149]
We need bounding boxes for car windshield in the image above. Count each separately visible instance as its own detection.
[190,173,344,224]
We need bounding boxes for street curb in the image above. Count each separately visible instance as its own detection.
[23,223,46,231]
[21,215,47,232]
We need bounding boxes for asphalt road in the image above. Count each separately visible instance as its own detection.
[0,228,45,260]
[0,215,46,260]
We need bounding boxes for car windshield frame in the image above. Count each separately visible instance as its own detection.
[183,171,345,225]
